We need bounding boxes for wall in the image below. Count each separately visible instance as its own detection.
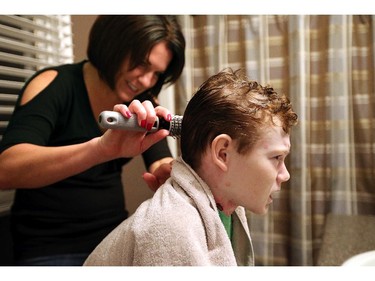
[71,15,154,215]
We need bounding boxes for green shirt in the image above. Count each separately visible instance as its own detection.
[219,210,233,241]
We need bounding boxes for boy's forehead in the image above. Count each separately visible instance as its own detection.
[257,124,291,151]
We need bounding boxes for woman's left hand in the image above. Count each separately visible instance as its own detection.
[143,158,173,192]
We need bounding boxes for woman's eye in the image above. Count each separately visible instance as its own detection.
[139,62,149,70]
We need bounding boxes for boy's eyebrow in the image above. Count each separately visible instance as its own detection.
[284,146,291,154]
[271,147,290,156]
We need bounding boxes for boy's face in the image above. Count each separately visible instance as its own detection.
[225,119,291,215]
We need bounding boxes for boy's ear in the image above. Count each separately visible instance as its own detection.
[210,134,233,172]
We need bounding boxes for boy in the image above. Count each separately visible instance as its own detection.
[84,68,298,266]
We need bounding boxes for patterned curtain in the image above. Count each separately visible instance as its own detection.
[172,15,375,265]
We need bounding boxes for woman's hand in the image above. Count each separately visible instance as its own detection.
[96,100,171,160]
[143,158,173,192]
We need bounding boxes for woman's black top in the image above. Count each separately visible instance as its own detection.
[0,61,172,260]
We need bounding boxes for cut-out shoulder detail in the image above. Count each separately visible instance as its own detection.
[20,70,58,105]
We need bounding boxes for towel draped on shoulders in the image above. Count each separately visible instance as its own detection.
[84,157,254,266]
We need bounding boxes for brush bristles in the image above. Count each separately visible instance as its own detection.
[169,115,183,138]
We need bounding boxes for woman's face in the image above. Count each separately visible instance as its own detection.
[114,41,173,102]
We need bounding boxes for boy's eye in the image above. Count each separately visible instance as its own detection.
[274,155,283,161]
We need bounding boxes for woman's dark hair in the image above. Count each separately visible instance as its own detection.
[181,68,298,170]
[87,15,185,99]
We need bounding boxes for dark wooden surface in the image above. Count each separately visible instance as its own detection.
[317,214,375,266]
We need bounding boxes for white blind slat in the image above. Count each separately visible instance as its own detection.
[32,15,68,26]
[0,51,51,68]
[0,15,62,36]
[0,37,70,58]
[0,93,18,103]
[0,80,24,90]
[0,121,9,128]
[0,23,59,45]
[0,65,34,79]
[0,105,16,114]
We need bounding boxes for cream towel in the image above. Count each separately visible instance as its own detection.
[84,157,254,266]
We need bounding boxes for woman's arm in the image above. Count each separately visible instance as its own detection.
[0,139,104,189]
[0,101,171,190]
[0,122,169,190]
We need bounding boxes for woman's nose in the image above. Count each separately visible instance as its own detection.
[138,71,156,89]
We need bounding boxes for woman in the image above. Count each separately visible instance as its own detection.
[84,68,298,266]
[0,16,185,265]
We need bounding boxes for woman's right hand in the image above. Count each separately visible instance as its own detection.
[96,100,171,160]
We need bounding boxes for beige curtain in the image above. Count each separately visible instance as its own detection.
[172,15,375,265]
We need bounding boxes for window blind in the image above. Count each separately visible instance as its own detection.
[0,15,73,214]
